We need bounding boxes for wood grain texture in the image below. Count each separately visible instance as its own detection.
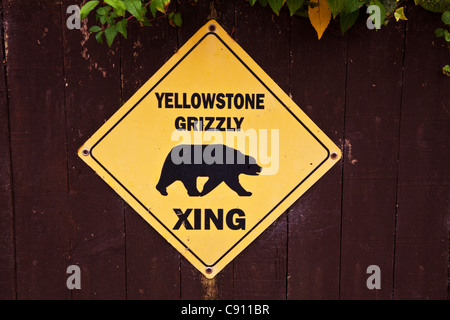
[3,0,70,299]
[340,18,406,299]
[233,1,289,300]
[287,16,346,300]
[120,11,180,300]
[0,0,15,300]
[393,6,450,299]
[61,0,127,299]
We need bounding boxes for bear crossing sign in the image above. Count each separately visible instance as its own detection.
[79,20,341,278]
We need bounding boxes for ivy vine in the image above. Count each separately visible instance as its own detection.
[80,0,450,75]
[80,0,181,46]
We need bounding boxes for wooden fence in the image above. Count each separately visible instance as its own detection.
[0,0,449,299]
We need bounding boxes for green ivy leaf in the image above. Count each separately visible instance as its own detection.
[442,11,450,25]
[123,0,143,20]
[340,8,359,34]
[259,0,268,7]
[97,5,112,24]
[435,27,446,37]
[107,11,118,25]
[328,0,345,18]
[116,19,128,39]
[150,0,160,17]
[249,0,258,5]
[80,0,100,20]
[105,24,118,47]
[100,14,108,24]
[435,27,450,42]
[286,0,304,16]
[105,0,126,16]
[150,0,170,17]
[97,6,111,16]
[162,0,171,11]
[344,0,363,14]
[173,12,182,27]
[445,29,450,41]
[89,25,102,33]
[415,0,450,13]
[149,3,157,17]
[105,0,126,11]
[95,31,104,44]
[443,64,450,76]
[267,0,286,15]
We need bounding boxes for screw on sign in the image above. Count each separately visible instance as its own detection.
[79,20,341,278]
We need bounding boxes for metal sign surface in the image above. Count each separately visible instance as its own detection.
[79,20,341,278]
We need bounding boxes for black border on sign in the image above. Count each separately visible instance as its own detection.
[89,32,330,268]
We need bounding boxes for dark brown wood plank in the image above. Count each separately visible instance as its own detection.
[61,0,127,299]
[120,13,180,300]
[394,6,450,299]
[339,18,406,299]
[3,0,70,299]
[0,0,15,300]
[233,2,290,300]
[287,15,346,300]
[177,0,235,46]
[177,0,235,300]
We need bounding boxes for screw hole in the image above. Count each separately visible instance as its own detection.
[82,148,90,156]
[330,152,338,160]
[205,267,213,274]
[208,24,216,32]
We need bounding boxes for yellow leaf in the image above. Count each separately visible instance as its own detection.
[394,7,407,22]
[308,0,331,40]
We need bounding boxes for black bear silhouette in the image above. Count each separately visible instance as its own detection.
[156,144,262,197]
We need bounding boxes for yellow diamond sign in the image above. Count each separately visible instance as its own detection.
[79,20,341,279]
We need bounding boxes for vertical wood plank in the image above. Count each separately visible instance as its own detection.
[177,0,235,300]
[340,19,406,299]
[4,0,70,299]
[121,14,180,300]
[233,2,289,300]
[61,0,126,299]
[287,16,346,300]
[394,6,450,299]
[0,0,15,300]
